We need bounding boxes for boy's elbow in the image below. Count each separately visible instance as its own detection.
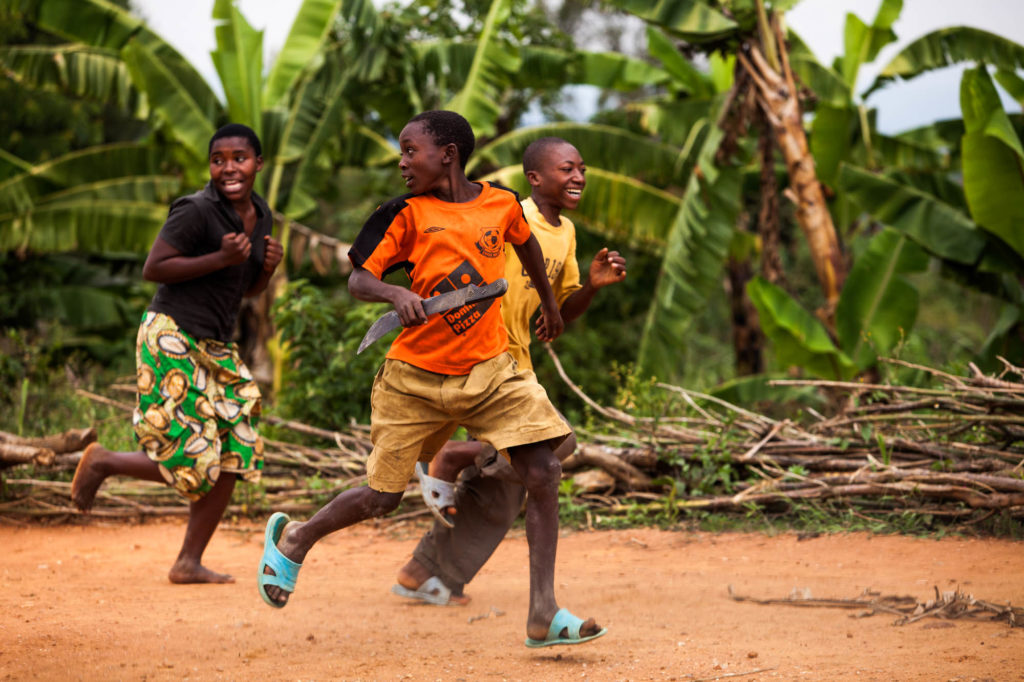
[347,267,374,299]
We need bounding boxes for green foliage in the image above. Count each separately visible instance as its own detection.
[960,66,1024,259]
[747,276,856,380]
[272,278,392,428]
[0,326,134,447]
[0,253,150,364]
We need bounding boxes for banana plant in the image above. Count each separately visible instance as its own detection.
[2,0,352,244]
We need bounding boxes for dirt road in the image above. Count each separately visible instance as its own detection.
[2,519,1022,680]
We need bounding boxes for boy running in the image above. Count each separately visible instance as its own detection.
[257,112,605,647]
[71,123,283,583]
[393,137,626,608]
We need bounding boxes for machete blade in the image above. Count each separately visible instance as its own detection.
[356,278,508,355]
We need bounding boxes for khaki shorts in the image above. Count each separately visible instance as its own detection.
[366,352,570,493]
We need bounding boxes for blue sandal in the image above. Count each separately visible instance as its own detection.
[257,512,302,609]
[525,608,608,648]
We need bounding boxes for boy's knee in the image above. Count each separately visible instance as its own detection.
[553,431,577,462]
[366,489,404,516]
[516,448,561,492]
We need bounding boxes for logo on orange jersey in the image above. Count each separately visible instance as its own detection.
[475,227,502,258]
[432,262,498,336]
[424,226,445,233]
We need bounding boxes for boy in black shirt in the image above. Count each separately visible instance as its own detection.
[71,123,283,584]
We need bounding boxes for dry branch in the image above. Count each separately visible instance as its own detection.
[728,585,1023,628]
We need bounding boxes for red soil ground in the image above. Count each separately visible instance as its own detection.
[2,518,1022,681]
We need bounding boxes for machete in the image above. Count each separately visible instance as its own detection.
[356,278,509,354]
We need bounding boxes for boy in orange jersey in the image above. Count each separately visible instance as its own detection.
[257,113,606,648]
[392,137,626,610]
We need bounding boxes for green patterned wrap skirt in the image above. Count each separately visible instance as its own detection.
[133,312,264,500]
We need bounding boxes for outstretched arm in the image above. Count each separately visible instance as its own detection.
[348,266,428,327]
[559,247,627,324]
[512,234,563,342]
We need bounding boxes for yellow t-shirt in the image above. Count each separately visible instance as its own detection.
[502,196,583,370]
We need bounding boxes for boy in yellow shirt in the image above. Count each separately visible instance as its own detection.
[392,137,626,612]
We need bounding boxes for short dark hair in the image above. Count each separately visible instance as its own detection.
[209,123,262,157]
[522,137,571,174]
[408,110,475,169]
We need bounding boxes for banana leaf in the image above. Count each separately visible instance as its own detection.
[959,66,1024,259]
[604,0,738,43]
[0,45,138,111]
[976,302,1024,372]
[0,144,163,213]
[811,104,856,186]
[837,163,985,264]
[30,0,220,119]
[121,40,217,164]
[790,54,852,108]
[263,0,343,109]
[211,0,264,133]
[445,0,520,138]
[747,277,856,380]
[637,97,741,379]
[994,68,1024,109]
[0,200,167,256]
[866,26,1024,97]
[839,0,901,89]
[645,26,713,97]
[835,227,928,370]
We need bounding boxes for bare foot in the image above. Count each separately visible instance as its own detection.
[71,443,109,512]
[527,612,603,643]
[261,521,304,607]
[396,557,471,605]
[168,559,235,584]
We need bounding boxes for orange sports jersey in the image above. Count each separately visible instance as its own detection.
[348,182,531,375]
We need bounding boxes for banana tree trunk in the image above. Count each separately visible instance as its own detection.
[738,17,846,327]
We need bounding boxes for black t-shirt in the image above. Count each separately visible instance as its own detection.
[148,182,273,342]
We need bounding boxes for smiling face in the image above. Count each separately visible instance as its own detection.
[209,136,263,203]
[527,141,585,212]
[397,121,452,195]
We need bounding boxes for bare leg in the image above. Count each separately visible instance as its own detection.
[169,472,237,584]
[71,443,164,511]
[261,487,403,606]
[509,441,601,642]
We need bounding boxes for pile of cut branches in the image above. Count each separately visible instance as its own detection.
[549,350,1024,522]
[1,355,1022,525]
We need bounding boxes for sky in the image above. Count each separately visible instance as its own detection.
[131,0,1024,134]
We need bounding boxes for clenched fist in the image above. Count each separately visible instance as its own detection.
[220,231,251,266]
[263,235,283,273]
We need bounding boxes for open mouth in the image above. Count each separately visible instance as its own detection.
[221,180,245,193]
[566,188,582,199]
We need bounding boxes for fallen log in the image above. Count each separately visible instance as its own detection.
[0,427,96,454]
[0,442,55,467]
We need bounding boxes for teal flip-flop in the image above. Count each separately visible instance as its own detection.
[257,511,302,609]
[525,608,608,648]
